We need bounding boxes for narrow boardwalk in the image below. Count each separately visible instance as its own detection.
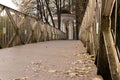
[0,40,102,80]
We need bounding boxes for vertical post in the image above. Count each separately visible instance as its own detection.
[68,20,73,40]
[60,18,63,31]
[62,20,66,33]
[4,12,6,47]
[115,0,117,45]
[73,20,77,40]
[97,0,120,80]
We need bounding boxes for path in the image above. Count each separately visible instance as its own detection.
[0,40,102,80]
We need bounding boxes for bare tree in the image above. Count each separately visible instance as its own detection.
[75,0,88,39]
[12,0,74,29]
[12,0,36,16]
[54,0,62,29]
[44,0,55,27]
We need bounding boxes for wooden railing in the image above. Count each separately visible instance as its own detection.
[79,0,97,54]
[79,0,120,80]
[0,4,66,48]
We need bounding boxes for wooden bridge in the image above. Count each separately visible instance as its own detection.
[0,0,120,80]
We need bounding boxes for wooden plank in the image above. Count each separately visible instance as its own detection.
[17,17,25,28]
[0,6,4,14]
[7,33,16,47]
[26,32,33,44]
[31,21,37,30]
[5,8,18,31]
[25,21,37,43]
[103,30,120,80]
[37,30,41,42]
[5,8,20,46]
[103,0,116,16]
[114,0,117,44]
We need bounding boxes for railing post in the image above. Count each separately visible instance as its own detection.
[97,8,120,80]
[5,8,20,47]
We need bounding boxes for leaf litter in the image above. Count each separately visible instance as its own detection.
[13,51,101,80]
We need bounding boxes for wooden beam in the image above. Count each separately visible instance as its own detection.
[31,21,37,30]
[103,30,120,80]
[25,21,37,44]
[5,8,20,46]
[114,0,117,44]
[103,0,116,16]
[37,30,41,42]
[26,32,33,44]
[17,17,25,28]
[7,33,16,47]
[5,8,18,31]
[0,6,4,14]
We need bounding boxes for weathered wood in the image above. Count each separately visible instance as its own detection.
[25,31,33,44]
[96,15,112,79]
[0,6,4,14]
[26,21,37,43]
[114,0,117,44]
[17,17,25,28]
[37,30,42,42]
[78,0,120,79]
[7,33,16,47]
[5,8,20,47]
[97,2,120,79]
[103,0,115,16]
[5,9,18,32]
[103,30,120,80]
[0,3,66,48]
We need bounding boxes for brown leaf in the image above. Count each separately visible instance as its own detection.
[14,77,28,80]
[48,70,57,73]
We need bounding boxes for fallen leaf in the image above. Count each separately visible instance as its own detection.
[68,72,78,78]
[92,77,103,80]
[72,60,83,65]
[48,70,57,73]
[14,77,28,80]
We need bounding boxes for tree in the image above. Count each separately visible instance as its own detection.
[53,0,74,29]
[12,0,74,29]
[44,0,55,27]
[54,0,62,29]
[12,0,54,26]
[75,0,88,39]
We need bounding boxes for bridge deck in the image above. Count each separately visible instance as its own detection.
[0,40,102,80]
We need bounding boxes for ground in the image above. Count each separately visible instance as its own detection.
[0,40,102,80]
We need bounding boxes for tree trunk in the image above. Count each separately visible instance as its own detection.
[75,0,82,40]
[75,0,88,40]
[45,0,55,27]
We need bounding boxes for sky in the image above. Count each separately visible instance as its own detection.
[0,0,17,10]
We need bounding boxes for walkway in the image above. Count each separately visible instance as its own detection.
[0,40,102,80]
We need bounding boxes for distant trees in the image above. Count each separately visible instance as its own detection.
[38,0,74,29]
[12,0,88,39]
[12,0,36,15]
[12,0,73,27]
[75,0,88,39]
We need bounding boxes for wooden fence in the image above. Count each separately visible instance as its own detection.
[0,4,66,48]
